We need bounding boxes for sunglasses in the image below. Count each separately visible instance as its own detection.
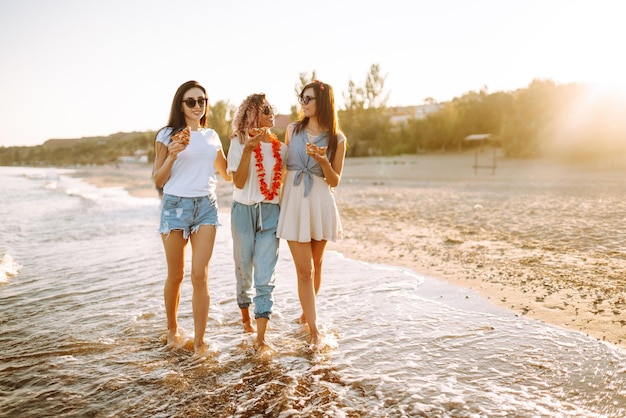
[298,95,315,105]
[262,105,277,115]
[182,97,207,108]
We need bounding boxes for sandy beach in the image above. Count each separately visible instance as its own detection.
[72,151,626,350]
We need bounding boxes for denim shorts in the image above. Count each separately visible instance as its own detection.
[159,193,220,239]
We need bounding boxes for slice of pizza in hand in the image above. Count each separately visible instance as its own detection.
[248,127,267,138]
[306,142,327,156]
[172,126,191,145]
[316,145,328,156]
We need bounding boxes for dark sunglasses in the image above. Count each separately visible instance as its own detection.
[298,95,315,105]
[262,105,277,115]
[182,97,207,108]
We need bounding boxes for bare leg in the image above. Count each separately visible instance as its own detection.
[254,317,270,351]
[241,307,254,333]
[311,239,326,294]
[162,231,187,345]
[299,240,327,327]
[189,225,217,354]
[287,241,319,346]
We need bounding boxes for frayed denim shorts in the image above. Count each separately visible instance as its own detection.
[159,193,220,239]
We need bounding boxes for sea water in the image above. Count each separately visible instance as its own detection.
[1,166,625,417]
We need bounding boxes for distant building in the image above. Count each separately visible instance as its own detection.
[273,105,441,132]
[117,149,149,164]
[274,114,292,130]
[388,104,443,125]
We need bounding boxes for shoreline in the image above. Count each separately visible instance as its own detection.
[70,153,626,350]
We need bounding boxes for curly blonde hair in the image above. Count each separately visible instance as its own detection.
[231,93,266,143]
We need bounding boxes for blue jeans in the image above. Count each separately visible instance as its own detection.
[231,201,279,319]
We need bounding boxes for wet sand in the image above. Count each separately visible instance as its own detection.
[71,151,626,349]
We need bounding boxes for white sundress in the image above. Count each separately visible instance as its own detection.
[276,128,344,242]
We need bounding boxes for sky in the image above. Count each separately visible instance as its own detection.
[1,0,624,147]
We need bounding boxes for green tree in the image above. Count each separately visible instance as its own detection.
[9,77,623,166]
[339,63,392,156]
[291,71,318,120]
[210,100,235,154]
[500,79,565,157]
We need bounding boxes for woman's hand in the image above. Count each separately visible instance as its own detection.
[306,143,328,164]
[167,140,187,160]
[244,127,265,151]
[167,126,191,160]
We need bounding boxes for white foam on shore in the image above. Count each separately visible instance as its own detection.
[0,253,21,283]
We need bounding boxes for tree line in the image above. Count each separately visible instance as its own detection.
[338,65,626,161]
[2,64,624,167]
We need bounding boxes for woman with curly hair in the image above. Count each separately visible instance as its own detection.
[276,80,347,350]
[227,93,287,353]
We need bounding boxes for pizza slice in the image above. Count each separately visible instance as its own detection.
[172,126,191,145]
[306,142,327,157]
[248,127,268,138]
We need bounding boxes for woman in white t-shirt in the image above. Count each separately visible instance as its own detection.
[153,80,231,356]
[227,93,287,354]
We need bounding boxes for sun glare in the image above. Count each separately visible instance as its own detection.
[547,80,626,160]
[588,80,626,102]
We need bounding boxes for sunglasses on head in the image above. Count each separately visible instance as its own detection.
[262,105,277,115]
[298,95,315,105]
[182,97,207,108]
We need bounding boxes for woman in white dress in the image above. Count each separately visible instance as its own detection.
[276,80,347,349]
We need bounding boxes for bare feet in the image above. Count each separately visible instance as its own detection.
[253,339,265,351]
[194,343,208,356]
[254,340,276,356]
[241,308,255,333]
[309,333,321,351]
[243,320,254,333]
[166,330,183,346]
[294,322,310,339]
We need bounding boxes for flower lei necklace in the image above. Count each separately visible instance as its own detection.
[252,131,282,200]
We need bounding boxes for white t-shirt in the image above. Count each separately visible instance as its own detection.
[227,136,288,205]
[156,127,223,197]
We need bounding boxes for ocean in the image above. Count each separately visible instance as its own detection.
[1,165,625,417]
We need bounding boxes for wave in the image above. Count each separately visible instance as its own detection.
[0,253,21,283]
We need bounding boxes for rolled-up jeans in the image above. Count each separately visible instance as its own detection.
[231,201,279,319]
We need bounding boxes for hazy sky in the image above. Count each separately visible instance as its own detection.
[0,0,623,146]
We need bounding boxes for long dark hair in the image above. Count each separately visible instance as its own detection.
[152,81,209,180]
[294,80,341,162]
[166,80,209,136]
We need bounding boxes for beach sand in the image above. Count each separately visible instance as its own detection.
[71,151,626,349]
